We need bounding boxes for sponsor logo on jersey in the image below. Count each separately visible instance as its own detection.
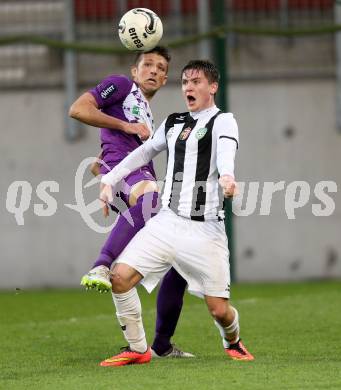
[195,127,208,140]
[100,84,116,99]
[179,127,192,141]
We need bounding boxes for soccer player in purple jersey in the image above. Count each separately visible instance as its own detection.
[69,47,193,358]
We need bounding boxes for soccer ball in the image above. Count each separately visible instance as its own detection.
[118,8,163,52]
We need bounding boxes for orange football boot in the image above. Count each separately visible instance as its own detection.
[225,339,254,361]
[100,347,152,367]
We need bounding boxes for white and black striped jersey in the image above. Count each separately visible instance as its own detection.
[102,105,239,221]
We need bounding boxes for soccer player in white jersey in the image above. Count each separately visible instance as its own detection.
[98,60,254,366]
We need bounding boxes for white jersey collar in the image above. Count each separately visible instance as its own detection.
[189,105,219,120]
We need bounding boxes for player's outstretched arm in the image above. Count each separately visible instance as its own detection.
[69,92,150,140]
[101,140,158,188]
[101,119,168,189]
[215,114,239,198]
[99,183,111,217]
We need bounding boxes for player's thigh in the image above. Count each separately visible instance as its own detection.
[129,179,158,206]
[177,221,230,297]
[116,210,175,277]
[120,165,158,207]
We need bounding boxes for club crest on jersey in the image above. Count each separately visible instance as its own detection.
[179,127,192,141]
[195,127,208,140]
[132,105,140,116]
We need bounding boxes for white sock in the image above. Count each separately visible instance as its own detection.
[112,288,147,353]
[214,307,240,348]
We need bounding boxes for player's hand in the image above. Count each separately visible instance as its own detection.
[99,183,113,218]
[219,175,238,198]
[90,152,102,177]
[124,122,150,141]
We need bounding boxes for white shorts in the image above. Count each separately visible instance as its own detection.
[116,209,231,298]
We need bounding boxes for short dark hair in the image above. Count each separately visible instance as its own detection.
[134,46,171,66]
[181,60,220,84]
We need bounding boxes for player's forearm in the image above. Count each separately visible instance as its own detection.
[217,160,235,178]
[69,102,128,132]
[216,141,236,177]
[101,140,159,186]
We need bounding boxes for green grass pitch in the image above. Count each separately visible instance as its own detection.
[1,281,340,389]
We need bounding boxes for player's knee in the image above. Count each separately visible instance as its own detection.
[208,303,229,323]
[110,271,130,293]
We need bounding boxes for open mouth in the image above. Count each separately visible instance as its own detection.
[147,78,157,84]
[187,95,196,103]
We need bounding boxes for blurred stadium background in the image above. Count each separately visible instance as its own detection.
[1,0,341,289]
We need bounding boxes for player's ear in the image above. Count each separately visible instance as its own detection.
[210,82,218,96]
[131,65,137,80]
[162,75,168,86]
